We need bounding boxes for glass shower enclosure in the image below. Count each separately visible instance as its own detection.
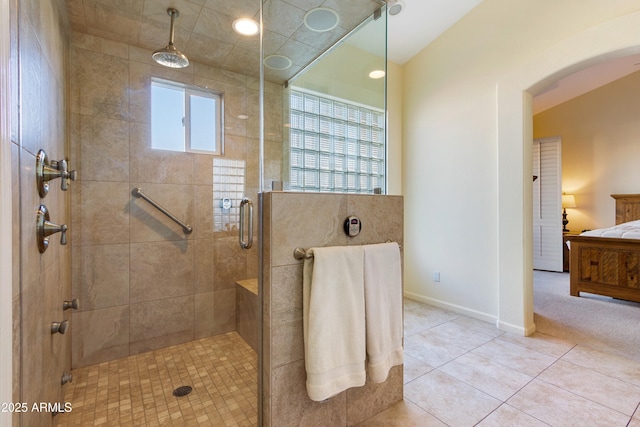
[51,0,388,425]
[258,1,388,424]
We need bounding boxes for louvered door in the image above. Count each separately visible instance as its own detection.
[533,137,562,271]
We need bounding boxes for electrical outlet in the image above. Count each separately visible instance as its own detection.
[433,271,440,282]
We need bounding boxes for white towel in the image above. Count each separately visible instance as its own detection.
[303,246,366,401]
[363,242,403,383]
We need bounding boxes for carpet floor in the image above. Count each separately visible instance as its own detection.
[534,270,640,363]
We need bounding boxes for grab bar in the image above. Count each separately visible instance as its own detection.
[239,197,253,249]
[132,187,193,234]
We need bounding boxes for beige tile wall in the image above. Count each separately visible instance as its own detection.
[262,192,404,426]
[69,31,283,368]
[11,0,72,426]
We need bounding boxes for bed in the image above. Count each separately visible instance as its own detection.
[568,194,640,303]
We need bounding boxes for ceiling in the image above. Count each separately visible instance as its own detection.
[387,0,640,113]
[385,0,640,113]
[386,0,482,65]
[64,0,383,84]
[64,0,640,111]
[64,0,485,84]
[531,53,640,114]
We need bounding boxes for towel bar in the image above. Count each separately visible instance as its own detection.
[293,247,314,260]
[293,242,401,260]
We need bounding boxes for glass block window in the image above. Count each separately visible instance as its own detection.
[213,159,245,232]
[288,88,385,193]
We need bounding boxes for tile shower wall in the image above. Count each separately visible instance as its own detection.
[11,0,72,426]
[68,32,283,368]
[262,192,404,426]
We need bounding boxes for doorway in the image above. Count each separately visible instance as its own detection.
[496,8,640,333]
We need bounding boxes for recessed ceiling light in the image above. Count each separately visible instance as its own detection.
[369,70,385,79]
[304,7,339,32]
[264,55,292,70]
[237,114,249,120]
[233,18,259,36]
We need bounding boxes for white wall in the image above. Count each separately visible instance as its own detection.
[402,0,640,333]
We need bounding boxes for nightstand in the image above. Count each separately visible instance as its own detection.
[563,233,579,272]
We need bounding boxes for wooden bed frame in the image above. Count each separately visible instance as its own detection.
[569,194,640,303]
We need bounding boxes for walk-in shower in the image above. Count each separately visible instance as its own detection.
[11,0,388,425]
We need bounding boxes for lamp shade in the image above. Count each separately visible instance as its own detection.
[562,194,576,208]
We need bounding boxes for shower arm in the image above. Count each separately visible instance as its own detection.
[168,9,177,46]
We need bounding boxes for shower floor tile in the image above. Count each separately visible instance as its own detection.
[56,332,257,426]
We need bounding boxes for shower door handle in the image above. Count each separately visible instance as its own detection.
[239,197,253,249]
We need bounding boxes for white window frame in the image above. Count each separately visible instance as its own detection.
[151,77,224,155]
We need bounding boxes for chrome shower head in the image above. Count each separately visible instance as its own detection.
[152,44,189,68]
[152,8,189,68]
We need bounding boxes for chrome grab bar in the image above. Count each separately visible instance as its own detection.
[132,187,193,234]
[239,197,253,249]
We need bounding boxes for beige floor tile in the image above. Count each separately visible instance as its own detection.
[56,332,257,427]
[405,321,495,368]
[438,352,533,401]
[471,338,557,377]
[356,400,447,426]
[562,345,640,387]
[405,370,501,427]
[450,316,505,339]
[403,353,435,384]
[476,404,549,427]
[426,321,497,349]
[499,330,575,358]
[537,359,640,416]
[404,301,459,337]
[507,379,630,426]
[404,331,470,368]
[55,297,640,426]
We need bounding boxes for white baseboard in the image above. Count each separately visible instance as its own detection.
[496,319,536,336]
[404,291,497,324]
[404,291,535,336]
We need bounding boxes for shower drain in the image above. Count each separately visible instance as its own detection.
[172,385,193,397]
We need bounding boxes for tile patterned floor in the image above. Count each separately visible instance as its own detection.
[359,299,640,427]
[55,332,257,426]
[56,297,640,426]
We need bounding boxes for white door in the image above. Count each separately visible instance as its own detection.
[532,137,562,271]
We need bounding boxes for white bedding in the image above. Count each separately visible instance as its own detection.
[578,219,640,239]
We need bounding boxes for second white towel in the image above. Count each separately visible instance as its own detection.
[364,242,404,383]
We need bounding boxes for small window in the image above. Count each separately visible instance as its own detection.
[151,78,223,155]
